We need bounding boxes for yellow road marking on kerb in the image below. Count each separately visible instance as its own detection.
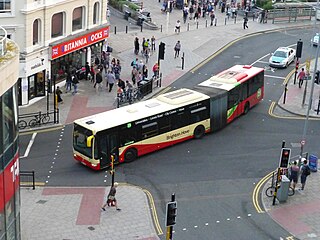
[269,102,320,120]
[143,189,163,235]
[252,171,274,213]
[20,182,46,186]
[191,32,263,73]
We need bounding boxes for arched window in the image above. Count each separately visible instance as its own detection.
[72,7,83,31]
[51,12,64,38]
[32,19,40,45]
[93,2,100,25]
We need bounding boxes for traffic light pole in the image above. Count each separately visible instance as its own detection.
[166,193,175,240]
[111,155,115,187]
[272,141,286,206]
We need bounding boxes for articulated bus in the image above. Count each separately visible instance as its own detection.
[73,65,264,170]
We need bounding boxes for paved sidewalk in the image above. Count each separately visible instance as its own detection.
[18,1,320,239]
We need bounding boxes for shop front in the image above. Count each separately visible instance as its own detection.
[18,55,48,106]
[49,24,110,82]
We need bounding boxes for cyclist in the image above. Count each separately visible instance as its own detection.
[126,81,134,102]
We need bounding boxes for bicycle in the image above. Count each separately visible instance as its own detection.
[28,113,50,128]
[265,172,295,197]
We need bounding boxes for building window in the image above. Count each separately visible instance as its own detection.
[51,12,64,38]
[93,2,99,25]
[72,7,83,31]
[33,19,40,45]
[0,0,11,13]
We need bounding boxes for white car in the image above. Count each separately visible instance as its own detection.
[311,33,319,46]
[269,47,296,68]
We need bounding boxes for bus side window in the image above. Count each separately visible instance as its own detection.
[171,112,185,130]
[158,116,171,134]
[241,82,249,100]
[119,126,137,147]
[141,122,158,139]
[97,135,108,158]
[228,86,240,109]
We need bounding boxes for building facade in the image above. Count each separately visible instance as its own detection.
[0,27,21,240]
[0,0,109,106]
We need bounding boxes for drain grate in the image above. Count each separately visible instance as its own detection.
[36,200,47,204]
[88,226,95,231]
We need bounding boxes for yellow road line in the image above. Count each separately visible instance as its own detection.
[269,101,320,120]
[143,189,163,235]
[252,171,274,213]
[20,182,46,186]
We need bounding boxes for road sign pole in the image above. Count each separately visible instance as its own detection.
[166,193,175,240]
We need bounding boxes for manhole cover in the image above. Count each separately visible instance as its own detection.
[36,200,47,204]
[88,226,95,231]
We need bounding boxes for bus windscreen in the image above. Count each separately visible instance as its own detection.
[73,124,94,158]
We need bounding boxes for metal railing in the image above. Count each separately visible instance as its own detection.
[18,109,59,130]
[20,171,35,190]
[0,26,7,56]
[268,7,315,23]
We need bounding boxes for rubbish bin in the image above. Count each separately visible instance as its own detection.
[137,17,144,26]
[124,11,131,20]
[276,175,290,202]
[138,78,153,96]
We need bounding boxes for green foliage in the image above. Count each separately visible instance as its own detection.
[109,0,140,12]
[255,0,273,9]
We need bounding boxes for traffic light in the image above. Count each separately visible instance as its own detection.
[315,70,320,84]
[296,39,303,58]
[159,42,165,60]
[166,201,177,227]
[279,148,291,168]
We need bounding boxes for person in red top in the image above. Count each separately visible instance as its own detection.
[152,62,159,79]
[298,68,306,88]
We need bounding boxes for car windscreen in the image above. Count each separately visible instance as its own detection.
[274,51,287,58]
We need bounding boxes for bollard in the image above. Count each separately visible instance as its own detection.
[114,26,117,35]
[225,17,227,25]
[126,25,128,34]
[215,18,217,26]
[181,52,185,70]
[205,19,207,27]
[317,96,320,115]
[283,83,288,104]
[234,16,236,24]
[187,22,190,31]
[196,21,199,29]
[161,25,163,32]
[140,24,143,32]
[253,14,255,21]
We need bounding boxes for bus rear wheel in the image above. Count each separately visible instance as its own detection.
[243,102,250,115]
[124,148,137,163]
[194,125,205,139]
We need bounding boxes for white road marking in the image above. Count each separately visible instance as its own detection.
[251,53,270,66]
[20,132,37,159]
[256,60,269,64]
[264,75,286,79]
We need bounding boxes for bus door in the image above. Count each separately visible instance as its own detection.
[99,131,119,169]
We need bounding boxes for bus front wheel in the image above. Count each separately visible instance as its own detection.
[194,125,205,139]
[124,148,137,163]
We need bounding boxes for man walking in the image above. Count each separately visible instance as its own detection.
[298,68,306,88]
[174,40,181,58]
[243,16,248,29]
[300,158,311,190]
[106,70,116,92]
[101,182,121,211]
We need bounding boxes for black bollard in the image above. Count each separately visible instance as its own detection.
[197,21,199,29]
[140,24,143,32]
[317,96,320,115]
[234,16,236,24]
[187,22,190,31]
[215,18,217,26]
[114,26,117,35]
[125,25,128,34]
[225,17,227,25]
[206,19,207,27]
[283,83,288,104]
[181,52,185,70]
[161,25,163,32]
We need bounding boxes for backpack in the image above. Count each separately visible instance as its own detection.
[304,166,311,176]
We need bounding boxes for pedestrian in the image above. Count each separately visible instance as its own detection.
[106,70,116,92]
[175,20,181,34]
[90,64,95,83]
[101,182,121,211]
[143,65,148,80]
[174,40,181,58]
[118,78,126,91]
[94,69,103,90]
[243,16,248,29]
[151,36,156,52]
[189,4,194,20]
[210,10,215,26]
[113,63,121,80]
[300,158,311,190]
[144,46,150,63]
[85,62,91,80]
[106,8,111,19]
[65,72,72,93]
[71,71,79,95]
[152,62,159,78]
[298,68,306,88]
[55,86,63,104]
[134,37,140,55]
[131,57,138,68]
[131,66,138,85]
[137,59,144,72]
[289,161,299,190]
[260,10,265,23]
[183,6,188,23]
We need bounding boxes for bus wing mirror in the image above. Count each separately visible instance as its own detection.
[86,135,94,147]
